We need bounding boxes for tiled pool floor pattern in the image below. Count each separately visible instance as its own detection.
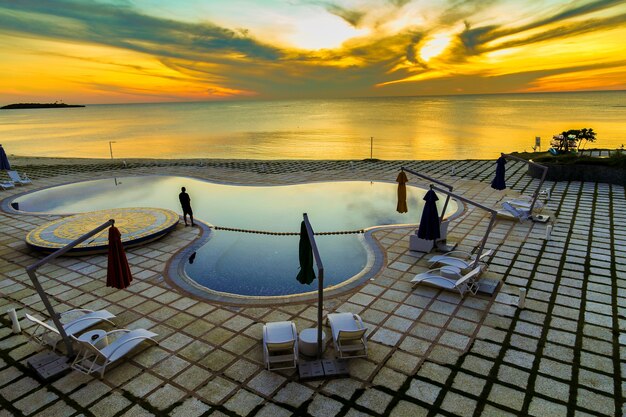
[0,159,623,416]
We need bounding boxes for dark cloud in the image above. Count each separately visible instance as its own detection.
[324,4,366,27]
[438,0,498,26]
[449,0,626,64]
[387,0,411,7]
[0,0,281,61]
[487,13,626,52]
[459,0,625,52]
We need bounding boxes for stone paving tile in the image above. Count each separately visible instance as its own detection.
[406,379,441,405]
[13,387,58,415]
[389,400,429,416]
[273,381,315,407]
[247,370,287,397]
[32,399,76,417]
[223,389,264,416]
[356,388,393,415]
[1,159,622,416]
[91,392,133,417]
[196,376,238,404]
[307,393,344,417]
[169,397,211,417]
[255,403,294,417]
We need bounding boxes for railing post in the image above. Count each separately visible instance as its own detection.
[303,213,324,359]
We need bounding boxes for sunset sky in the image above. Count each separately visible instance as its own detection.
[1,0,625,104]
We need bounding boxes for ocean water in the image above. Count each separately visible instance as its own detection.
[1,91,624,160]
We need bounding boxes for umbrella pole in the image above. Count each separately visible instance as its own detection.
[500,153,548,214]
[401,167,454,224]
[429,186,498,266]
[25,219,115,357]
[303,213,325,359]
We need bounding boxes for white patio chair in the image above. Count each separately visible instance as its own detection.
[429,249,492,270]
[71,329,158,377]
[262,321,298,371]
[411,266,482,297]
[327,312,368,359]
[7,170,31,185]
[25,309,115,350]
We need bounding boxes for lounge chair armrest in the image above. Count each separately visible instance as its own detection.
[105,334,157,360]
[59,309,94,317]
[439,250,472,258]
[421,276,458,285]
[104,329,132,337]
[424,267,446,274]
[352,314,366,332]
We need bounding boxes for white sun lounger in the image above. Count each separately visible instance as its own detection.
[262,321,298,371]
[71,329,158,377]
[0,181,14,190]
[497,202,530,222]
[429,249,492,270]
[26,309,115,350]
[7,170,31,185]
[411,267,482,297]
[327,312,368,358]
[506,197,544,210]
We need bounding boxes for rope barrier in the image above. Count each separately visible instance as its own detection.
[209,225,364,236]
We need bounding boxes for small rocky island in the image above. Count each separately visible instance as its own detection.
[1,102,85,110]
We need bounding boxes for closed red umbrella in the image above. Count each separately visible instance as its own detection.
[107,226,133,289]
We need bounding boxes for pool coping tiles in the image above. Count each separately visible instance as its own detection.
[0,158,624,416]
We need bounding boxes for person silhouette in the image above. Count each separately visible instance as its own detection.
[178,187,195,226]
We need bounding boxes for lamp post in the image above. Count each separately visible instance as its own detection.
[109,141,116,159]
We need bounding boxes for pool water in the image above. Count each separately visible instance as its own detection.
[14,176,457,296]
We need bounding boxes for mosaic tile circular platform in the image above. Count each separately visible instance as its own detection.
[26,207,179,254]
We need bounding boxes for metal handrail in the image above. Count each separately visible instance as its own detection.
[401,167,454,223]
[303,213,324,359]
[25,219,115,356]
[429,185,497,269]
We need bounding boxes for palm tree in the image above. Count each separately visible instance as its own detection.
[577,128,597,151]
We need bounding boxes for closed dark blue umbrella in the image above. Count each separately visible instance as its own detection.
[0,144,10,170]
[296,221,316,285]
[491,156,506,190]
[417,188,441,240]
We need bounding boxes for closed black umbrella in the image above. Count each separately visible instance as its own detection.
[491,156,507,190]
[0,144,10,170]
[417,188,441,240]
[296,221,316,285]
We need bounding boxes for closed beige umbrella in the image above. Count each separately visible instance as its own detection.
[396,170,408,213]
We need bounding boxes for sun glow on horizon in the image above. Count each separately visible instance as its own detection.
[419,33,453,62]
[283,13,370,51]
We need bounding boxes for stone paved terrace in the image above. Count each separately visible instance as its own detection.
[0,158,624,417]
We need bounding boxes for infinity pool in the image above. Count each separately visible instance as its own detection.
[14,176,458,297]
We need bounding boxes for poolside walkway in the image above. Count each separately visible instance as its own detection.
[0,158,623,417]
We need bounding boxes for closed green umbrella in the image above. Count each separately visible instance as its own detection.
[296,221,316,285]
